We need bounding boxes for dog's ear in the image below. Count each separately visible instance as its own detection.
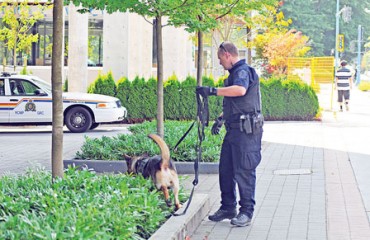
[123,154,132,161]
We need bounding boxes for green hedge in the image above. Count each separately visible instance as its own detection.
[87,73,319,121]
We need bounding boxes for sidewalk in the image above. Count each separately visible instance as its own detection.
[181,84,370,240]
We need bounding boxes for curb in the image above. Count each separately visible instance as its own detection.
[63,160,219,174]
[149,194,210,240]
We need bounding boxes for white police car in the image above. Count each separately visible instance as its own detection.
[0,72,127,133]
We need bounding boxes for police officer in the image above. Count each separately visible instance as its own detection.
[196,41,263,227]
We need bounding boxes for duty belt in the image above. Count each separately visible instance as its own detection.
[225,122,240,131]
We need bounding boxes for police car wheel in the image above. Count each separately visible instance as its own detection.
[65,107,92,133]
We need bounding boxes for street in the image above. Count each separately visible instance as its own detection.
[0,125,130,175]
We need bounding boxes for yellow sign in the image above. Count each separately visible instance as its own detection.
[337,34,344,52]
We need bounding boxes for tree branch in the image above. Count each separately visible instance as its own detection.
[143,16,154,25]
[215,0,240,20]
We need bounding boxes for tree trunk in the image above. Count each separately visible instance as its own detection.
[13,46,17,72]
[247,26,252,65]
[51,0,64,179]
[156,16,164,138]
[197,30,203,86]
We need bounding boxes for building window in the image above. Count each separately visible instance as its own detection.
[34,20,54,66]
[28,18,103,67]
[194,49,211,69]
[88,19,103,67]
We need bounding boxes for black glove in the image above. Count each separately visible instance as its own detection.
[196,86,217,98]
[211,116,224,135]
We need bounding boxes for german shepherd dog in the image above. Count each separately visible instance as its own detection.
[124,134,181,210]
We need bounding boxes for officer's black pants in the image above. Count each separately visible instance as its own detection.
[219,127,262,218]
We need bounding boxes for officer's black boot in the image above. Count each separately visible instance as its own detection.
[208,208,237,222]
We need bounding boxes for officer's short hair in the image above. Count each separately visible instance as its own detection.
[340,60,347,66]
[219,42,238,56]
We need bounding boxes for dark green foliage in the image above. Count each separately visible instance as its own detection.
[164,75,182,119]
[0,168,187,239]
[90,73,319,122]
[281,0,370,59]
[261,77,319,120]
[177,76,197,120]
[63,79,68,92]
[115,76,157,120]
[116,76,130,109]
[76,120,223,162]
[88,71,116,96]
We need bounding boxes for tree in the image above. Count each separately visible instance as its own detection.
[0,0,47,71]
[51,0,64,179]
[171,0,277,85]
[248,8,310,75]
[69,0,200,138]
[280,0,370,59]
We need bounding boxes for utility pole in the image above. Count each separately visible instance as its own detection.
[356,25,362,85]
[334,0,340,73]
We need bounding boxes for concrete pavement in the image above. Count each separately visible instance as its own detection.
[180,84,370,240]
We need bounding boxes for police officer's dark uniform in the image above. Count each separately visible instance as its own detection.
[196,58,263,227]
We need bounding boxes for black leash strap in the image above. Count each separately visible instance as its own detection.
[173,120,196,152]
[173,93,209,216]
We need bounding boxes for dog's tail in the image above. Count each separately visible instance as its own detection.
[148,133,170,168]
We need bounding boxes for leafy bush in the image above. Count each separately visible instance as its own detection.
[164,75,181,119]
[0,167,188,239]
[261,77,319,120]
[76,120,223,162]
[178,76,197,120]
[63,79,68,92]
[88,71,116,96]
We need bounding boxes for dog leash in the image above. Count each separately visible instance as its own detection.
[173,92,209,216]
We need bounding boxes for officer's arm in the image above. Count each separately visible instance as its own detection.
[215,85,246,97]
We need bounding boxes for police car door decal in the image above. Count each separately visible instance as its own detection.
[9,79,51,122]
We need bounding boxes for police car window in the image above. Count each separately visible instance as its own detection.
[19,80,39,96]
[10,80,22,95]
[9,79,37,96]
[0,80,4,96]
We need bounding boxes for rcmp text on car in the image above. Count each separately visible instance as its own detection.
[0,72,127,133]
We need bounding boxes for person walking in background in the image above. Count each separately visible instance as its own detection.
[335,60,353,111]
[195,42,263,227]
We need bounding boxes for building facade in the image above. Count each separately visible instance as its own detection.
[1,3,195,92]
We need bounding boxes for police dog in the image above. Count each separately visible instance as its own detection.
[124,134,181,210]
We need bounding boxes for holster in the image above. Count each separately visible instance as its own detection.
[252,113,264,134]
[240,113,264,135]
[240,114,253,134]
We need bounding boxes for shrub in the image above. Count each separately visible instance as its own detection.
[88,71,116,96]
[0,168,181,239]
[178,76,197,120]
[63,79,68,92]
[164,75,182,119]
[76,120,223,162]
[261,77,319,120]
[91,73,319,122]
